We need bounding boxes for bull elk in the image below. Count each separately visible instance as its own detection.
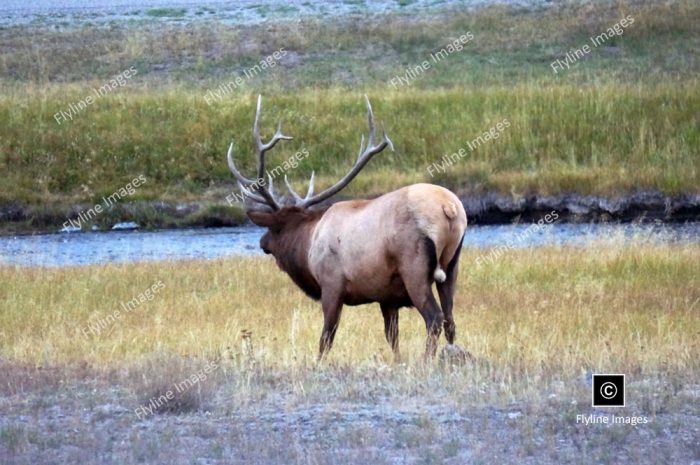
[226,95,467,360]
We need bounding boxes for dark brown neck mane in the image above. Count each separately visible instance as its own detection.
[271,207,327,300]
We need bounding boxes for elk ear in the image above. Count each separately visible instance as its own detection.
[247,210,278,229]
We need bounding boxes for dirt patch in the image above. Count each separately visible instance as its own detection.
[0,361,697,464]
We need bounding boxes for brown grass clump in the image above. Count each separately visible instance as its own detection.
[126,352,222,416]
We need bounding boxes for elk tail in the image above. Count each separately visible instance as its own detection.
[434,267,447,283]
[430,201,460,282]
[442,202,458,231]
[419,201,460,283]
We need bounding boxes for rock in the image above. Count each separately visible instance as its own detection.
[439,344,473,368]
[460,191,700,224]
[111,221,139,230]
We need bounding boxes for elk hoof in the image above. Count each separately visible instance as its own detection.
[439,344,473,368]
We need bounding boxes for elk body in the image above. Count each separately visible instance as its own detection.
[227,96,467,359]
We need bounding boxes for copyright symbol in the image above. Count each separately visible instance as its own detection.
[599,382,617,400]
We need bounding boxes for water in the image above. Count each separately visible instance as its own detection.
[1,223,697,268]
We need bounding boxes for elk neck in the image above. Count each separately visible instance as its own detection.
[270,207,326,301]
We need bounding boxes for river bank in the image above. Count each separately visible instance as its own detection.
[1,190,698,236]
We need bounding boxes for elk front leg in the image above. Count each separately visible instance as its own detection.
[318,291,344,361]
[380,304,401,362]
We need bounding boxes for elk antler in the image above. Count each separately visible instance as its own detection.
[226,95,293,211]
[294,95,393,208]
[283,171,315,204]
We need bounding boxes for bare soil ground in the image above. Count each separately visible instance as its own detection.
[1,363,698,465]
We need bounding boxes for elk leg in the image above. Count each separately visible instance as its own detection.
[402,278,443,358]
[400,240,444,358]
[380,304,401,362]
[437,267,459,345]
[417,292,443,358]
[436,281,456,344]
[437,276,455,344]
[437,235,463,345]
[318,291,344,361]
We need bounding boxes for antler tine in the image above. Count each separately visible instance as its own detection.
[228,142,271,207]
[253,95,293,179]
[286,171,316,206]
[365,95,376,145]
[381,122,395,152]
[266,121,293,150]
[252,95,265,181]
[267,173,277,199]
[300,96,393,208]
[229,139,280,210]
[238,181,267,204]
[227,143,256,185]
[284,175,304,203]
[304,171,315,200]
[356,135,365,162]
[252,95,263,146]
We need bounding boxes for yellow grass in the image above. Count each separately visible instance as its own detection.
[1,243,697,381]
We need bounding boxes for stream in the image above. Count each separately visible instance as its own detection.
[1,223,698,267]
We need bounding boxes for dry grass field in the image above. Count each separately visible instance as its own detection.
[1,241,698,464]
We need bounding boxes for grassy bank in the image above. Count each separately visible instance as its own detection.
[2,83,698,209]
[1,0,699,212]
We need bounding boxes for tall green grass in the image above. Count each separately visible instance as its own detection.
[1,83,697,205]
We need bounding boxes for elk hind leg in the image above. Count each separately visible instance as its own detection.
[437,234,464,345]
[401,238,444,358]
